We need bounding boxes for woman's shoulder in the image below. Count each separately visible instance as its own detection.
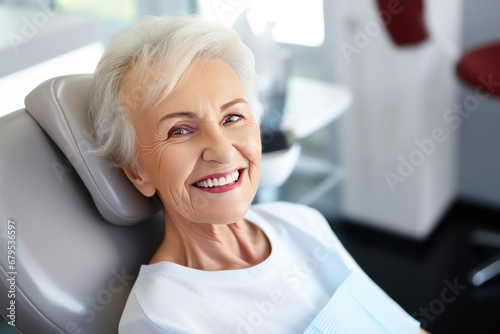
[248,201,359,271]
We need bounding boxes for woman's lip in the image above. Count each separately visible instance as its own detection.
[193,168,242,184]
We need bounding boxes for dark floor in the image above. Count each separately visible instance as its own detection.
[330,199,500,334]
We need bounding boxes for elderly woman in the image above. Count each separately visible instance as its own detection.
[89,15,427,334]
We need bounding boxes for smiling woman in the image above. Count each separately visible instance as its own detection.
[89,15,428,334]
[123,58,262,237]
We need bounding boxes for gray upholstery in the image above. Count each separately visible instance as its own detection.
[24,74,160,226]
[0,75,164,333]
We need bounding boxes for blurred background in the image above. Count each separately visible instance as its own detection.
[1,0,500,333]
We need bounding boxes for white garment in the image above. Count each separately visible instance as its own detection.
[119,202,420,334]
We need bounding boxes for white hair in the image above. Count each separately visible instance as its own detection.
[89,15,262,170]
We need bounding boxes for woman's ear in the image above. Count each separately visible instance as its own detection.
[123,165,156,197]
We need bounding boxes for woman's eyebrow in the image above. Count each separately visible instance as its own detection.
[158,99,247,124]
[158,111,196,124]
[221,98,247,111]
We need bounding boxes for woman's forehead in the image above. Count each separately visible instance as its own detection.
[124,59,247,126]
[154,60,245,111]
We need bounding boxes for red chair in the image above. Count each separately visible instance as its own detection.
[455,41,500,97]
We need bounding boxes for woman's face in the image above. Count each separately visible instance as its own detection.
[124,59,261,225]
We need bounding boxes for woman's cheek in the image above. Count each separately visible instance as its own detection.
[239,124,261,153]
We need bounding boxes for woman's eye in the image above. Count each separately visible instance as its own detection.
[169,127,190,137]
[224,114,241,124]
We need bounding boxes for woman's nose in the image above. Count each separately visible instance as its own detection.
[201,126,234,164]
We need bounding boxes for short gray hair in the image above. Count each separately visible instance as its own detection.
[89,15,262,170]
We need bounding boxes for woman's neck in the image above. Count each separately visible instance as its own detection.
[149,216,271,271]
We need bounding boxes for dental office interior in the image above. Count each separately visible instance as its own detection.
[1,0,499,333]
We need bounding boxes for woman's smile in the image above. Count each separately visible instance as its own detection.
[193,168,244,194]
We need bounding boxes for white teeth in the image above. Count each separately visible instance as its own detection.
[196,171,240,188]
[219,177,227,186]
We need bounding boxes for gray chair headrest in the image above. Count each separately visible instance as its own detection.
[25,74,160,225]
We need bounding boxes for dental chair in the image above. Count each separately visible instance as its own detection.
[0,74,164,333]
